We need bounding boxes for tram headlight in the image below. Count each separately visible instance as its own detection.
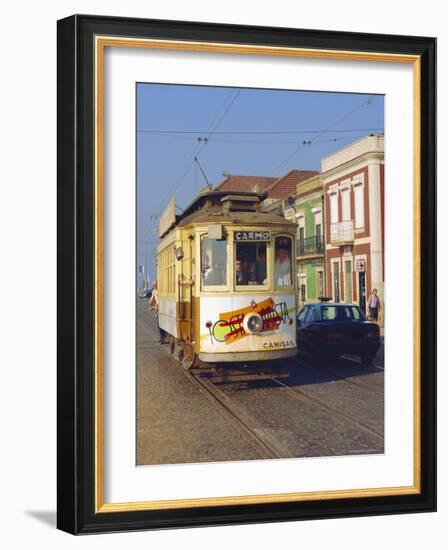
[243,312,263,334]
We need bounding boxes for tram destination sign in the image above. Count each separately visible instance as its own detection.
[234,231,271,242]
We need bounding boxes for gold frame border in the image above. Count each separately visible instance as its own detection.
[94,36,422,514]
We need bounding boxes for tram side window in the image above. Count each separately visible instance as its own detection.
[235,242,267,286]
[201,237,227,287]
[275,236,292,287]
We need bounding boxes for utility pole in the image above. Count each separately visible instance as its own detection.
[144,230,150,290]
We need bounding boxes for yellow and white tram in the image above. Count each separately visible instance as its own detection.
[156,189,297,379]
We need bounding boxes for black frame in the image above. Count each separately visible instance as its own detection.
[57,14,436,534]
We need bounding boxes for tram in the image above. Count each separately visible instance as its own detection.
[156,188,298,380]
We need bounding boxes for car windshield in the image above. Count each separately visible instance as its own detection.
[320,305,366,321]
[297,308,307,322]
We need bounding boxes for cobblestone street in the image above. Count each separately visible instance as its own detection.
[136,299,384,466]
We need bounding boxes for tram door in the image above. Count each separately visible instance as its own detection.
[358,271,366,313]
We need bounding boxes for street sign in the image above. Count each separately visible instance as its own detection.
[355,259,366,272]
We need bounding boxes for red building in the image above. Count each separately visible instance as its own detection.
[322,135,384,316]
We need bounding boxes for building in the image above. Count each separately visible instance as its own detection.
[215,174,277,194]
[321,135,384,315]
[215,169,323,309]
[285,174,325,308]
[259,170,323,308]
[215,170,318,207]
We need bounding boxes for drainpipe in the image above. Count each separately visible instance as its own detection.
[285,195,299,306]
[322,193,326,298]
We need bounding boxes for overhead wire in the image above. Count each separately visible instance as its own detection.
[266,96,377,175]
[139,129,383,146]
[138,126,383,135]
[154,89,241,213]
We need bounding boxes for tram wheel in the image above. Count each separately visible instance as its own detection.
[169,336,175,355]
[181,343,196,370]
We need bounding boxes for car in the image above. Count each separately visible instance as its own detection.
[144,288,153,299]
[296,303,381,365]
[137,287,153,299]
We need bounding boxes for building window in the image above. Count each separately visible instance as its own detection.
[314,209,323,250]
[330,192,338,224]
[344,260,353,303]
[298,226,305,254]
[315,223,322,250]
[354,183,365,229]
[341,188,351,221]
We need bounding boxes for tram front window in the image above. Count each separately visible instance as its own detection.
[235,242,267,286]
[275,237,292,287]
[201,237,227,287]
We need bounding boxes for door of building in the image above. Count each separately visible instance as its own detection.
[344,260,353,303]
[358,271,366,313]
[333,262,340,302]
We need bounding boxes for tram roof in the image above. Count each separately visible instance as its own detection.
[170,189,296,232]
[181,188,265,214]
[176,208,297,229]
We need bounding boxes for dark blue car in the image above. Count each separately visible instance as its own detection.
[296,303,381,364]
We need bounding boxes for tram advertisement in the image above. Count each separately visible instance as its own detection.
[200,295,296,354]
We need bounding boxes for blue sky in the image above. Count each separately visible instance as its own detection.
[137,83,384,285]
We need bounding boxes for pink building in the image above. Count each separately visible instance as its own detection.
[322,135,384,315]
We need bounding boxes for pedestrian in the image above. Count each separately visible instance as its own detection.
[367,288,381,322]
[148,280,166,342]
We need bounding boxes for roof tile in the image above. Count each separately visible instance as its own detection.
[265,169,320,199]
[215,175,277,193]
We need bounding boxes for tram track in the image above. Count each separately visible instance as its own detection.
[270,375,384,441]
[190,374,297,460]
[295,356,384,395]
[141,307,384,455]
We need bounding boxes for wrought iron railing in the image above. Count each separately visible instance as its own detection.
[297,235,325,256]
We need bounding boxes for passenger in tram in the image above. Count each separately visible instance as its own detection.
[235,258,248,285]
[275,241,292,286]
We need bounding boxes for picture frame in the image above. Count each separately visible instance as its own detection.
[57,14,436,534]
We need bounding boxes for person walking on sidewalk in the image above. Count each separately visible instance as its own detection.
[148,280,166,342]
[367,288,381,322]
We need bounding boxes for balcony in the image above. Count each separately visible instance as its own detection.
[330,220,354,245]
[297,235,325,257]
